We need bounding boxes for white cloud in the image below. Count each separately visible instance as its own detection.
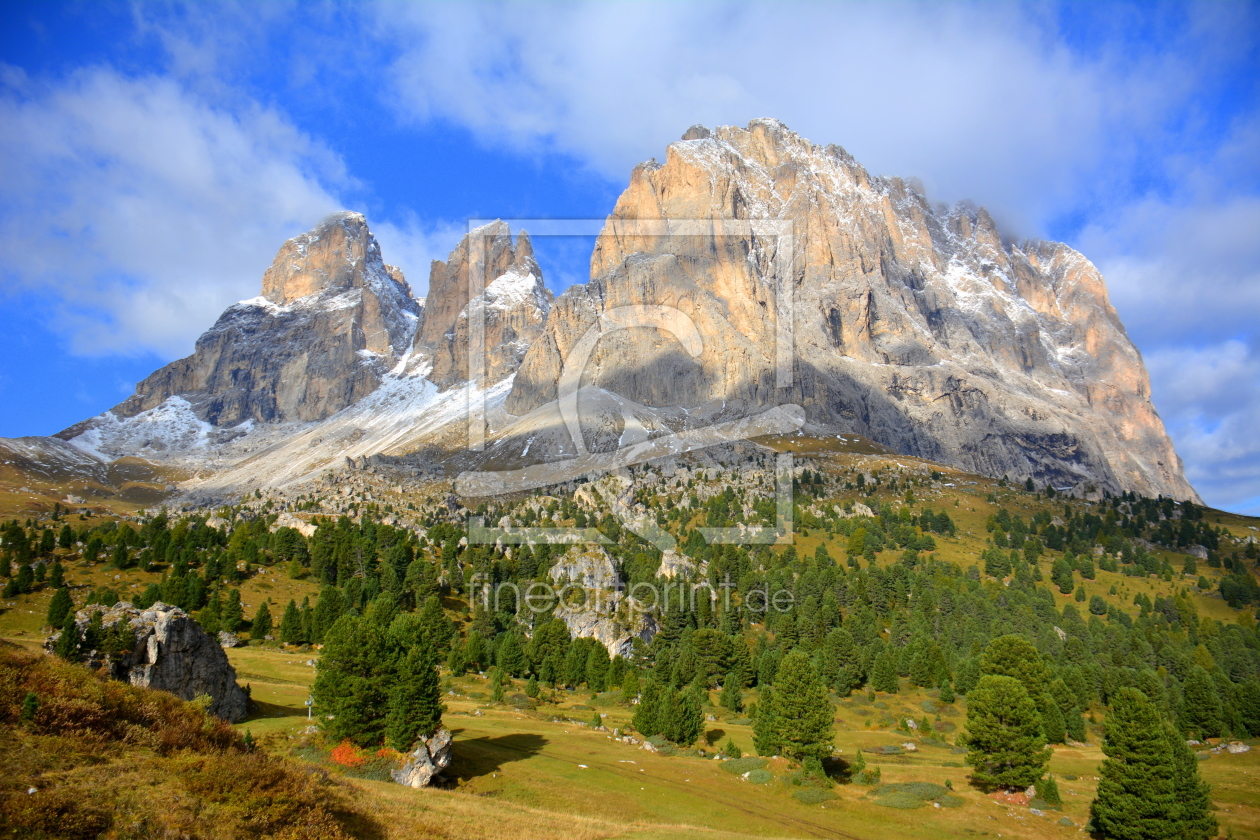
[0,65,345,357]
[1146,340,1260,515]
[372,2,1235,232]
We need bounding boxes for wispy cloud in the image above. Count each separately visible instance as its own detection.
[372,2,1248,232]
[0,65,345,357]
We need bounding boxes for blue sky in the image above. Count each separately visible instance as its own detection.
[0,1,1257,514]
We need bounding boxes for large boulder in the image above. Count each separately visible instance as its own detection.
[46,601,250,722]
[391,728,453,788]
[549,544,657,656]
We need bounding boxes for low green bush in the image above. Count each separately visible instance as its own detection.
[721,757,767,775]
[868,781,963,810]
[867,744,905,756]
[875,782,950,800]
[745,769,773,784]
[792,788,838,805]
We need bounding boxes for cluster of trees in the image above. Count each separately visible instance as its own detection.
[310,604,444,750]
[963,635,1215,839]
[5,468,1259,780]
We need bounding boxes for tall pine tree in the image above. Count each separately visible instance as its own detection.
[46,587,73,628]
[771,650,834,762]
[1167,722,1217,840]
[1091,687,1180,840]
[250,600,272,640]
[312,614,395,746]
[964,675,1050,790]
[870,646,900,693]
[385,647,444,751]
[1179,666,1224,740]
[279,599,304,644]
[753,686,780,756]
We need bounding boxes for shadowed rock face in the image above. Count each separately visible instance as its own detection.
[507,120,1197,501]
[72,212,421,428]
[47,601,250,722]
[417,221,552,389]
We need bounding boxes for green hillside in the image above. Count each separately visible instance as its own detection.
[2,441,1259,839]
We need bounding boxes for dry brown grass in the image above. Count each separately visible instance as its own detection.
[0,642,378,840]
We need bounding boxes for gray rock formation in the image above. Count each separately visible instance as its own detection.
[40,121,1196,505]
[47,601,250,722]
[549,544,657,656]
[60,211,421,435]
[506,120,1197,501]
[391,728,453,787]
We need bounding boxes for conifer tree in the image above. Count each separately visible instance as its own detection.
[979,635,1050,700]
[1091,687,1179,840]
[198,590,222,634]
[312,614,395,746]
[48,561,64,589]
[584,642,610,691]
[661,684,704,745]
[633,679,661,736]
[771,650,834,762]
[1038,774,1062,809]
[279,599,303,644]
[753,686,780,756]
[1167,723,1217,840]
[496,631,529,678]
[870,645,899,693]
[939,678,955,704]
[620,669,640,705]
[385,647,443,751]
[490,668,506,703]
[1040,694,1066,744]
[310,586,345,644]
[719,671,743,713]
[964,675,1050,790]
[46,587,73,628]
[1180,666,1224,740]
[221,589,244,633]
[53,615,79,660]
[250,600,272,640]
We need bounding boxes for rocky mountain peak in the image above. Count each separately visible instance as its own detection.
[260,211,405,308]
[419,221,553,389]
[509,120,1198,501]
[62,212,423,441]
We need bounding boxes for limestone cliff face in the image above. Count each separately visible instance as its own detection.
[417,221,552,389]
[507,120,1196,500]
[82,212,421,428]
[549,544,656,656]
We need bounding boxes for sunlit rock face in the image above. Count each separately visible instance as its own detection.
[508,120,1196,501]
[417,221,552,390]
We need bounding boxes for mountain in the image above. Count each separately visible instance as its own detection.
[74,211,420,431]
[51,215,549,497]
[33,120,1194,504]
[507,120,1195,501]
